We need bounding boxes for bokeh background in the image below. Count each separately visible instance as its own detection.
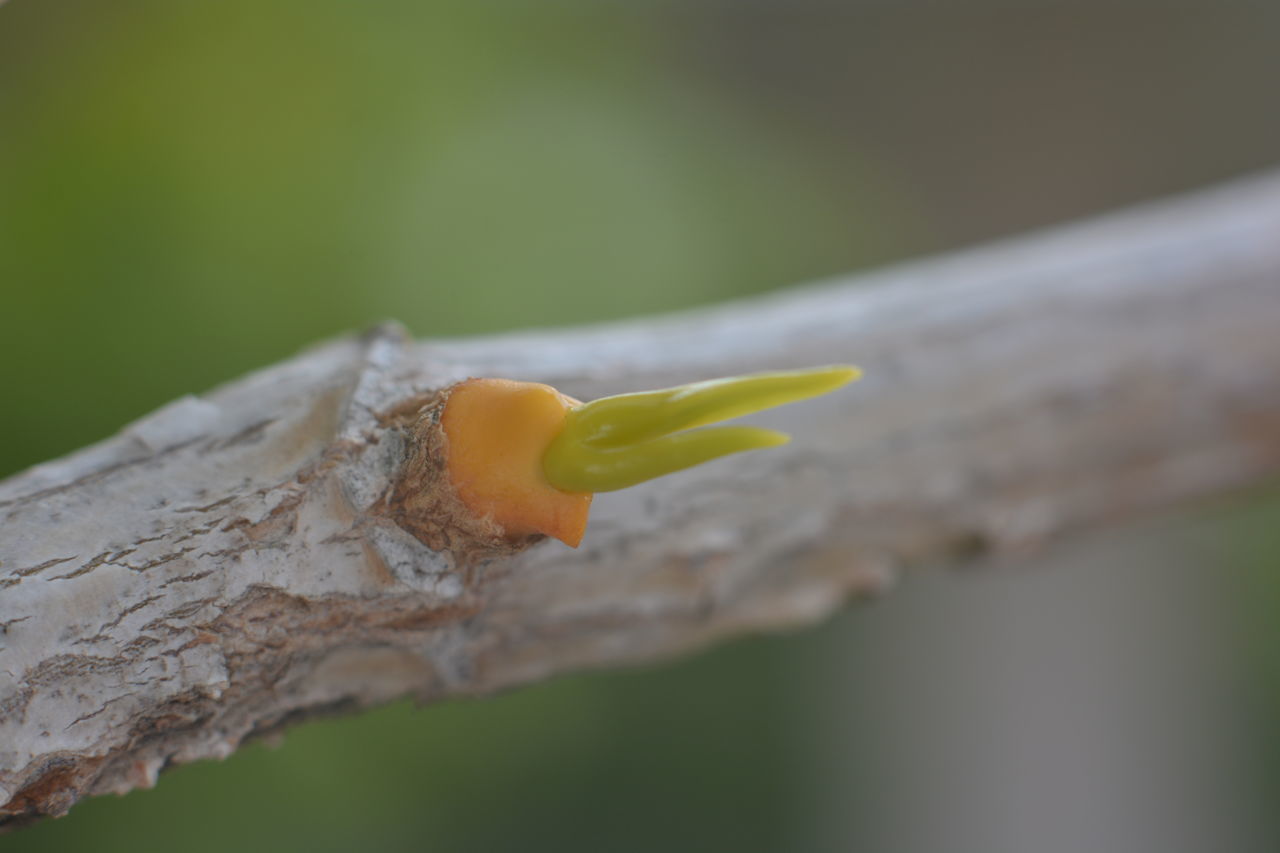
[2,1,1279,851]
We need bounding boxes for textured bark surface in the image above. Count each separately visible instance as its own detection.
[3,171,1280,827]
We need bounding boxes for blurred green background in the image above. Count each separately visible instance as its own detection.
[2,1,1278,851]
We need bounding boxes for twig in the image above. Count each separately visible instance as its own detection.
[3,170,1280,826]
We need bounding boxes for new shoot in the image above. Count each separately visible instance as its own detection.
[438,366,860,548]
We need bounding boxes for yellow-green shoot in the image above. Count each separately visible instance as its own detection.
[542,365,860,493]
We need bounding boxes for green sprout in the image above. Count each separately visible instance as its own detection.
[542,365,860,493]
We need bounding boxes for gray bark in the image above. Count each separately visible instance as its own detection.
[2,170,1279,826]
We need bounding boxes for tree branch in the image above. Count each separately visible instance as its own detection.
[3,171,1280,826]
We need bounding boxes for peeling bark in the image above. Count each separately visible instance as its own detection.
[2,172,1280,827]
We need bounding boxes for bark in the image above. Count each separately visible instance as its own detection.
[3,171,1280,826]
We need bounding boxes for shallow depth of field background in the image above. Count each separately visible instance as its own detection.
[2,2,1278,851]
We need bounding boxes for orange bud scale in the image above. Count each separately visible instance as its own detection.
[440,378,593,547]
